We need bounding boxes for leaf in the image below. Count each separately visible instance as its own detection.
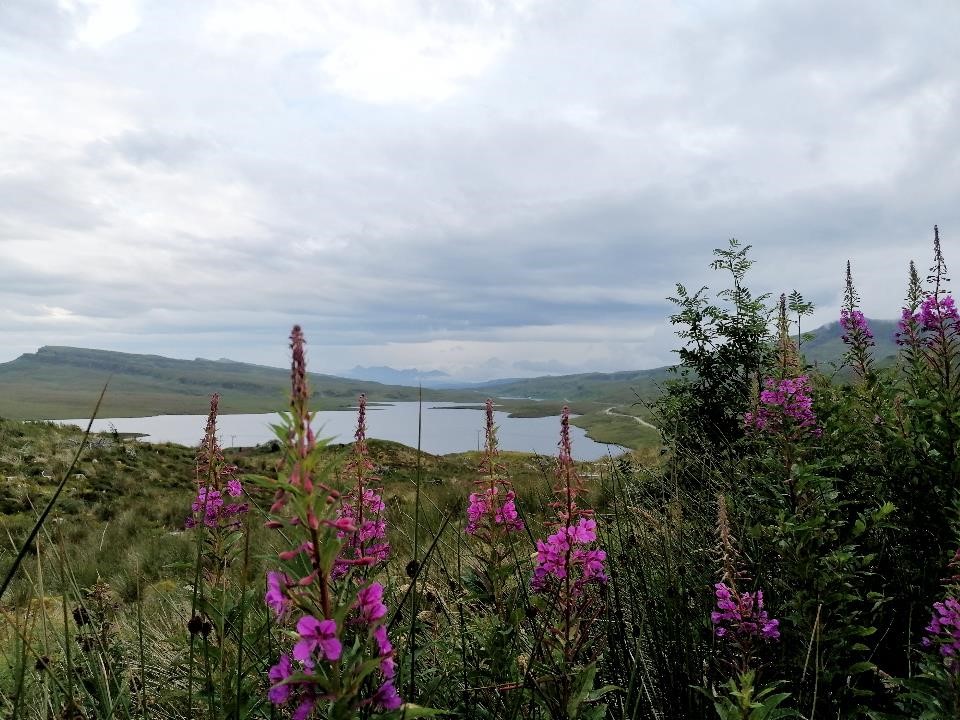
[396,704,447,717]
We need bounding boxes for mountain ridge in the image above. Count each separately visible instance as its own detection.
[0,317,902,425]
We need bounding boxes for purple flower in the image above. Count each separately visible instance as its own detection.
[897,293,959,346]
[466,399,525,537]
[531,518,607,592]
[226,478,243,497]
[265,571,291,618]
[466,487,525,535]
[465,491,488,535]
[187,484,248,529]
[333,489,391,577]
[745,375,820,438]
[355,583,388,624]
[293,616,342,663]
[268,654,294,704]
[840,309,874,344]
[923,596,960,671]
[373,624,396,678]
[711,582,780,642]
[372,679,403,711]
[918,294,959,329]
[292,690,318,720]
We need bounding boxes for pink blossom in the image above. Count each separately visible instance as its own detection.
[745,375,820,438]
[265,571,291,618]
[293,616,342,663]
[711,583,780,641]
[372,679,402,710]
[355,583,388,624]
[268,654,294,704]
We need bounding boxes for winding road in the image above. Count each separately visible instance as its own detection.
[604,406,660,433]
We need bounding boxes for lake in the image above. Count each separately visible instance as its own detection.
[54,402,624,460]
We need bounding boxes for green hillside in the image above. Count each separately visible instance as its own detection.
[800,318,900,367]
[483,367,672,404]
[0,322,901,448]
[0,346,452,419]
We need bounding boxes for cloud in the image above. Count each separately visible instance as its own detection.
[2,0,959,379]
[203,0,534,104]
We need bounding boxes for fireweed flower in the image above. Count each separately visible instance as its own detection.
[526,407,608,714]
[840,309,874,343]
[530,407,608,593]
[531,518,608,592]
[265,571,292,618]
[712,582,780,641]
[184,394,248,529]
[923,598,960,671]
[897,295,960,343]
[333,394,391,580]
[898,293,960,345]
[263,327,403,716]
[465,399,525,537]
[922,547,960,673]
[744,375,821,439]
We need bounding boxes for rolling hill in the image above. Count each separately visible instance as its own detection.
[0,320,902,446]
[0,346,454,419]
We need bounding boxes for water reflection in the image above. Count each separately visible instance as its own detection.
[55,402,623,461]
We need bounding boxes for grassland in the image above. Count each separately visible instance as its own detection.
[0,418,654,607]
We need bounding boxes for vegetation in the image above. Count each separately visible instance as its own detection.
[5,228,960,719]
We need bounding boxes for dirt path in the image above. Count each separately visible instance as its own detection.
[603,406,659,433]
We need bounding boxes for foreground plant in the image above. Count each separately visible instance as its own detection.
[527,407,610,719]
[839,262,876,380]
[706,496,791,720]
[258,326,411,719]
[333,394,390,580]
[464,399,524,606]
[185,393,252,716]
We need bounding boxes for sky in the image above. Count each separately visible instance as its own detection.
[2,1,959,381]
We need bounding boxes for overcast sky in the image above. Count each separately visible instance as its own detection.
[2,1,959,380]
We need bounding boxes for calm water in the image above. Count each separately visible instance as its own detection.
[55,402,623,460]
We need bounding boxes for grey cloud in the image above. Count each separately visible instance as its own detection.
[87,130,215,168]
[3,1,960,378]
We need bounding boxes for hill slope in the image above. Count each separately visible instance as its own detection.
[800,319,900,367]
[0,346,453,419]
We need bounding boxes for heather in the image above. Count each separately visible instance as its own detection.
[5,228,960,718]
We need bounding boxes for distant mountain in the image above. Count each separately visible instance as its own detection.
[474,318,902,403]
[343,365,464,388]
[477,367,675,404]
[801,318,900,367]
[0,346,455,420]
[0,322,904,428]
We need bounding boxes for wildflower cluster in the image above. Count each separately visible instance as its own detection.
[334,394,390,579]
[262,327,402,718]
[840,309,873,343]
[531,407,607,593]
[744,375,820,438]
[712,583,780,642]
[465,399,523,537]
[838,262,876,379]
[710,495,780,699]
[268,581,401,716]
[922,548,960,674]
[531,517,607,592]
[897,228,959,351]
[898,295,960,343]
[525,407,609,717]
[923,597,960,672]
[185,394,248,529]
[186,482,247,529]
